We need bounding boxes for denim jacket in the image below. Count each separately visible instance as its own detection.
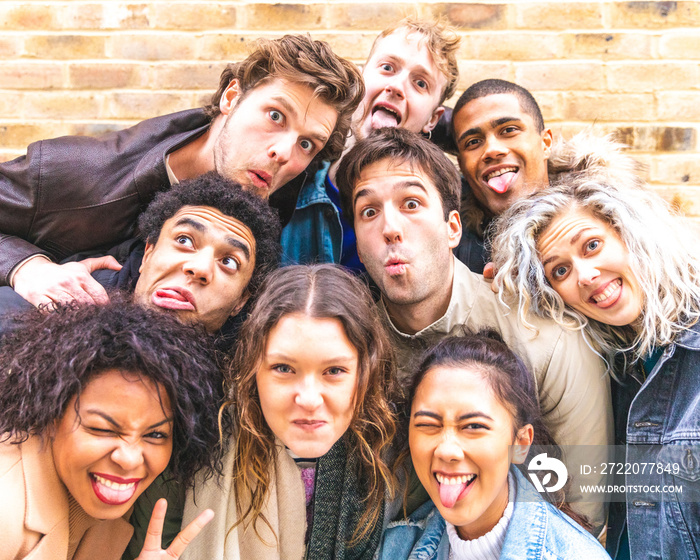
[379,467,610,560]
[280,161,341,265]
[607,322,700,560]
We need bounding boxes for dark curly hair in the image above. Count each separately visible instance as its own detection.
[203,34,364,163]
[0,299,223,487]
[138,172,281,298]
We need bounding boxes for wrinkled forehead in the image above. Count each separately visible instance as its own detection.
[162,205,257,254]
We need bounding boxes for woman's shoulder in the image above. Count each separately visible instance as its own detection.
[378,501,447,560]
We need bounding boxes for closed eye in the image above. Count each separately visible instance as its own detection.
[144,430,171,441]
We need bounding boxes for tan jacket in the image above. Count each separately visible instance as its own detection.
[383,257,613,531]
[0,436,133,560]
[181,438,307,560]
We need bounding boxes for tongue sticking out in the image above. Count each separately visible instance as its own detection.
[487,171,516,194]
[371,108,399,129]
[438,480,468,509]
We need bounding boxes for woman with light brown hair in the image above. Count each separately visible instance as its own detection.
[182,264,398,560]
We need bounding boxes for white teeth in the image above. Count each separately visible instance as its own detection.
[435,473,476,485]
[485,167,517,181]
[93,474,136,491]
[592,278,621,303]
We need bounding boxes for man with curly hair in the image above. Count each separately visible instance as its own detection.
[1,35,362,308]
[0,172,281,335]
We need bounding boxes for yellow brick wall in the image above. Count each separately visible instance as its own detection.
[1,1,699,214]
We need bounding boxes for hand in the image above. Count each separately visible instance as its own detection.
[482,262,500,294]
[12,256,122,307]
[137,499,214,560]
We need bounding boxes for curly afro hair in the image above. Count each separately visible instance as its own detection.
[138,172,281,298]
[0,298,223,486]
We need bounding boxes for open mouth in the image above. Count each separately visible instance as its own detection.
[590,278,622,307]
[371,104,402,129]
[248,170,271,191]
[482,167,518,194]
[90,473,141,506]
[435,472,477,508]
[152,287,195,311]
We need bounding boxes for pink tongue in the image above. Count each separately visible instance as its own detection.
[158,288,186,302]
[438,481,467,509]
[487,172,515,194]
[371,108,399,129]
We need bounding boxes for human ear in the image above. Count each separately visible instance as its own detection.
[231,290,251,316]
[422,105,445,134]
[220,80,241,116]
[541,128,553,159]
[447,209,462,249]
[511,424,534,464]
[139,242,156,274]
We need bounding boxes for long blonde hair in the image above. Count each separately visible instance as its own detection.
[492,178,700,369]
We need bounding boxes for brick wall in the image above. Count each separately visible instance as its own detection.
[1,1,699,214]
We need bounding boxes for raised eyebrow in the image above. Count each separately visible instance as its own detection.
[396,180,429,196]
[273,96,328,145]
[224,237,250,261]
[353,187,373,208]
[174,217,206,232]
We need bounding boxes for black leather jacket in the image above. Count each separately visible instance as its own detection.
[0,109,210,285]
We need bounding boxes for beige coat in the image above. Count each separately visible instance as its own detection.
[181,438,307,560]
[0,436,133,560]
[383,257,613,531]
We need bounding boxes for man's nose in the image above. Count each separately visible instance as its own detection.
[382,206,403,244]
[268,135,294,164]
[183,251,214,284]
[482,134,508,161]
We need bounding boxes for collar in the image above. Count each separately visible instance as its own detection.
[673,320,700,350]
[294,161,332,208]
[379,256,483,340]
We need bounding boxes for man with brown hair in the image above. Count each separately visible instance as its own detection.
[336,127,612,533]
[0,35,363,307]
[280,18,461,268]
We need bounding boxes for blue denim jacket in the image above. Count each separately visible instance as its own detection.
[607,322,700,560]
[279,161,341,265]
[379,467,610,560]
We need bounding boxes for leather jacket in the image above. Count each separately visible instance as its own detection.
[0,109,210,285]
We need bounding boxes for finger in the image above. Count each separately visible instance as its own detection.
[33,295,56,310]
[482,262,495,279]
[166,509,215,559]
[78,276,112,305]
[82,255,123,272]
[140,498,168,553]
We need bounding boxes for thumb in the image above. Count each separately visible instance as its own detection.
[81,256,123,273]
